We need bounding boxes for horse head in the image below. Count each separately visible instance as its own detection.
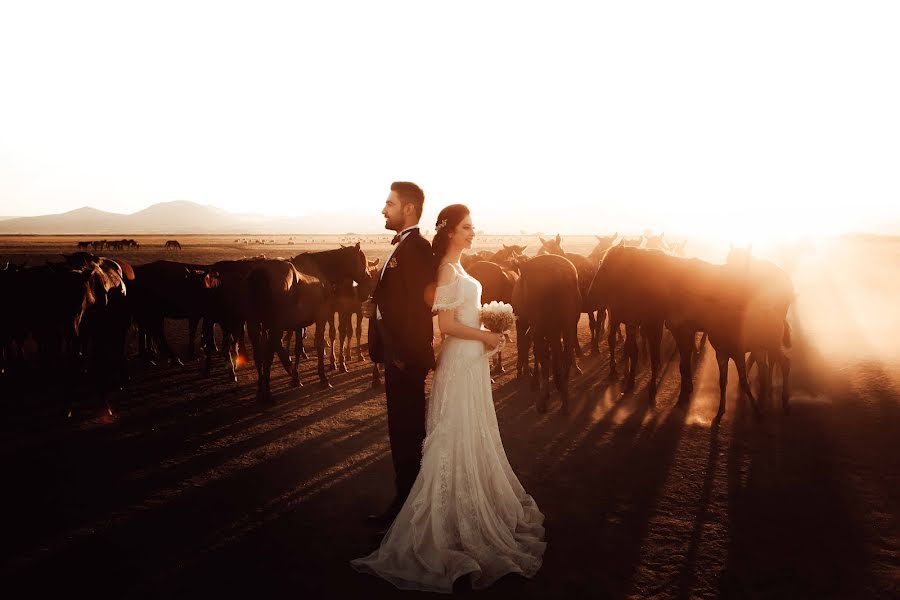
[537,234,564,256]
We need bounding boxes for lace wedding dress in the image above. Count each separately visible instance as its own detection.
[350,262,546,592]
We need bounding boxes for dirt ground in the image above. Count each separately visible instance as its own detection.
[0,234,897,599]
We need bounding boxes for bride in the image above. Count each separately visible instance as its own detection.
[351,204,546,593]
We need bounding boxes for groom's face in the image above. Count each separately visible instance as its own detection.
[382,191,409,232]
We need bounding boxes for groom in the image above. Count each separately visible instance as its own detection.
[362,181,436,529]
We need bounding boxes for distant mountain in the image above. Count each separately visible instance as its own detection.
[0,201,387,234]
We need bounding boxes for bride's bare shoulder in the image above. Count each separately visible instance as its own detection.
[436,262,459,285]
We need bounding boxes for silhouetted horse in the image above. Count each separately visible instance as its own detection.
[537,234,596,359]
[61,252,133,415]
[586,242,667,401]
[164,240,182,250]
[201,257,269,381]
[511,254,580,413]
[246,244,368,403]
[15,259,125,416]
[724,245,795,413]
[590,242,791,415]
[130,260,212,365]
[467,255,523,374]
[327,257,380,373]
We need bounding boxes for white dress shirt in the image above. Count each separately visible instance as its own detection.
[376,225,419,320]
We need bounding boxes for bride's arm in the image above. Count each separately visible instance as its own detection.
[434,264,501,348]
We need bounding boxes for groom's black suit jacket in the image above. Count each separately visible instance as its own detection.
[369,229,436,371]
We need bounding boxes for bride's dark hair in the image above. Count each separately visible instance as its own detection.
[431,204,471,267]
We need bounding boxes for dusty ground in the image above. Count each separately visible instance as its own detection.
[0,234,897,599]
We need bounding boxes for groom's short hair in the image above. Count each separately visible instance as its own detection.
[391,181,425,219]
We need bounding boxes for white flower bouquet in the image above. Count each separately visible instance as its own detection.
[480,301,516,333]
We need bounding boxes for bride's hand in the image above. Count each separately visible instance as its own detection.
[481,331,502,351]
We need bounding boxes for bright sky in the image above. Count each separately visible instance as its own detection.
[0,1,898,239]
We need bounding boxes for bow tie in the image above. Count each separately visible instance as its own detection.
[391,228,417,245]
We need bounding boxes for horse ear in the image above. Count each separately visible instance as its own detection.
[555,233,561,244]
[539,236,546,244]
[617,239,625,247]
[521,245,527,252]
[355,241,361,249]
[502,244,509,249]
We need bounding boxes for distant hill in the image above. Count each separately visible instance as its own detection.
[0,201,386,234]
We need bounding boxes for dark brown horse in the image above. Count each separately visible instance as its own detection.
[130,260,213,366]
[327,257,380,373]
[586,242,667,401]
[511,254,580,413]
[590,242,791,415]
[201,257,269,381]
[467,257,522,374]
[61,253,133,415]
[246,244,368,403]
[724,245,795,413]
[537,234,596,359]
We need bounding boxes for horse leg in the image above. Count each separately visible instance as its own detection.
[516,319,531,379]
[607,318,619,382]
[187,317,199,360]
[355,311,365,362]
[646,321,663,404]
[533,334,550,412]
[315,318,331,388]
[274,330,299,387]
[299,327,309,360]
[202,320,215,377]
[371,362,382,388]
[573,314,585,361]
[674,328,695,405]
[338,312,349,373]
[623,324,639,393]
[776,348,791,414]
[261,331,276,404]
[715,348,729,418]
[327,315,337,370]
[735,352,760,418]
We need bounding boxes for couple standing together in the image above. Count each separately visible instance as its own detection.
[350,182,546,593]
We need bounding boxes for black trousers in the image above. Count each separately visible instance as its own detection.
[383,355,428,510]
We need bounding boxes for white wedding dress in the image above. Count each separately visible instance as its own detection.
[351,262,546,593]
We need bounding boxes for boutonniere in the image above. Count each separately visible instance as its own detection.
[388,257,399,269]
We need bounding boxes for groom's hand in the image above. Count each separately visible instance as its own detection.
[392,358,405,370]
[361,299,376,319]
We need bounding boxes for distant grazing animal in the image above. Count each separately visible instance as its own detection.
[165,240,182,250]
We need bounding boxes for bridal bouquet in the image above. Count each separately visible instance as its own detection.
[480,301,516,333]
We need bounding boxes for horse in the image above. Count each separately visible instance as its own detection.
[511,254,580,413]
[130,260,212,366]
[246,244,368,403]
[724,245,795,413]
[536,234,597,359]
[467,255,523,375]
[586,242,668,401]
[164,240,182,250]
[201,257,269,382]
[590,242,791,415]
[327,257,380,373]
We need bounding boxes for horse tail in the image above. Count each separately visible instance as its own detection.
[782,319,792,348]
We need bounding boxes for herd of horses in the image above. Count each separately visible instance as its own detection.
[0,232,794,421]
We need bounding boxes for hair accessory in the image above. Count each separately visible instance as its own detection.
[435,218,448,232]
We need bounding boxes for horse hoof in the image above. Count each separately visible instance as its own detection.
[339,365,349,374]
[320,380,333,389]
[291,376,300,388]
